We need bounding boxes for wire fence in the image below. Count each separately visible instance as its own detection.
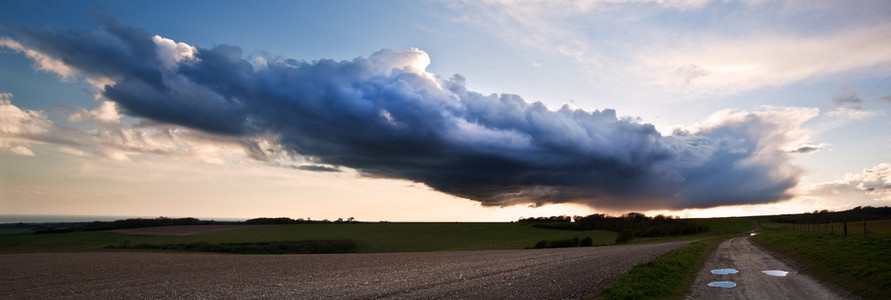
[762,219,891,239]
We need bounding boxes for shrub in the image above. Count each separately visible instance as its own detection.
[615,230,634,244]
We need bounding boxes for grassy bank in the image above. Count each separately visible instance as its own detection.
[0,222,618,253]
[595,236,729,299]
[750,229,890,299]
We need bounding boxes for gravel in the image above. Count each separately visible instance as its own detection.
[1,240,691,299]
[686,236,852,300]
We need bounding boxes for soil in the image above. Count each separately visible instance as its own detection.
[0,240,692,299]
[686,235,854,299]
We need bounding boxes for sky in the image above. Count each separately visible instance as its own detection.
[1,0,890,222]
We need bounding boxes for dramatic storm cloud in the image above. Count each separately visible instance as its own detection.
[2,21,814,210]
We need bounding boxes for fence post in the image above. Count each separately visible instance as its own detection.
[863,218,867,238]
[843,219,848,237]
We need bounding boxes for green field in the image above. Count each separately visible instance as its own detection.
[760,219,891,239]
[752,223,891,299]
[0,222,618,253]
[0,216,759,253]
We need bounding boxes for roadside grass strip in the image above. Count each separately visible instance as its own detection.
[596,236,727,299]
[750,230,891,300]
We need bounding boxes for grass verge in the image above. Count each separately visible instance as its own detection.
[750,230,890,299]
[111,239,359,254]
[595,235,730,300]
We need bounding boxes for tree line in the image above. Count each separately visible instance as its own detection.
[32,216,360,234]
[518,212,709,240]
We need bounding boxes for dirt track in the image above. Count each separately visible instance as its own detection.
[1,240,691,299]
[686,235,851,299]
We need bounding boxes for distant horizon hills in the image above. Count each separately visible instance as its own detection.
[0,215,247,224]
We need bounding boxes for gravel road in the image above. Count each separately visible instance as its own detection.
[686,235,851,299]
[1,240,690,299]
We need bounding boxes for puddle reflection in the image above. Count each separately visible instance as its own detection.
[708,281,737,288]
[762,270,789,277]
[710,268,739,275]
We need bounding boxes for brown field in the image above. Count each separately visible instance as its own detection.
[108,225,263,236]
[0,240,692,299]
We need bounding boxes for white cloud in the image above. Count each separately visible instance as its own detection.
[451,1,891,98]
[0,93,54,156]
[5,144,35,156]
[58,147,88,157]
[0,94,297,166]
[152,35,198,70]
[69,101,122,125]
[0,95,52,137]
[0,37,77,78]
[825,107,881,119]
[369,48,437,82]
[686,106,820,151]
[642,22,891,97]
[802,162,891,206]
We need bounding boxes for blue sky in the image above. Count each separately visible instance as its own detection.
[1,0,890,221]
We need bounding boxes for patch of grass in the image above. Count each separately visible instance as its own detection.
[0,231,129,251]
[529,236,594,249]
[750,229,891,299]
[865,219,891,238]
[113,239,359,254]
[0,222,618,253]
[0,228,34,235]
[762,219,891,239]
[596,236,729,300]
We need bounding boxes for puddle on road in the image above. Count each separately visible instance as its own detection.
[762,270,789,277]
[708,281,737,288]
[750,232,758,236]
[710,268,739,275]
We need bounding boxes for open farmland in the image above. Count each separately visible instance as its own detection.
[0,240,693,299]
[0,222,618,253]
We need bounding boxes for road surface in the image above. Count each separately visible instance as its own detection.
[686,235,851,299]
[1,240,691,299]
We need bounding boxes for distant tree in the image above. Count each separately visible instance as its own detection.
[534,240,548,249]
[616,230,634,244]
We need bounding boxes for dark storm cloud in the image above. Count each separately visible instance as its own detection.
[294,165,341,172]
[787,143,826,154]
[5,21,810,210]
[832,88,863,109]
[789,146,820,154]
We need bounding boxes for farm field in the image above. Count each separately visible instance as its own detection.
[0,240,694,299]
[0,222,619,253]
